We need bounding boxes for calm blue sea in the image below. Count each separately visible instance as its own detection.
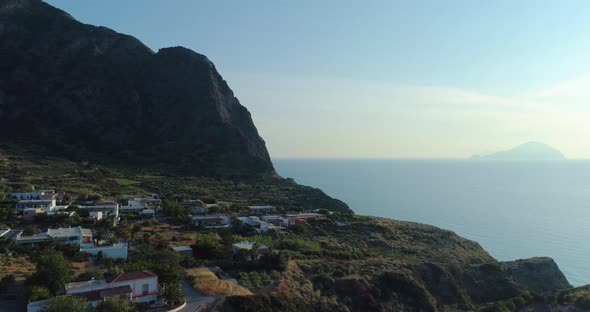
[274,159,590,287]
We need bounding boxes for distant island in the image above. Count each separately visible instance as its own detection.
[472,142,566,160]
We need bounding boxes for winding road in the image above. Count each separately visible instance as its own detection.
[179,280,216,312]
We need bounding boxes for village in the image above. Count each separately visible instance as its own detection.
[0,188,338,312]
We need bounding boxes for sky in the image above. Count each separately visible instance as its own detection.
[46,0,590,158]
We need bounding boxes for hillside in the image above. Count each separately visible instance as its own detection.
[0,147,351,213]
[0,2,584,312]
[472,142,566,161]
[221,217,573,312]
[0,0,271,175]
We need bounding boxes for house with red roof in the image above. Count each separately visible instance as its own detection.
[64,271,160,307]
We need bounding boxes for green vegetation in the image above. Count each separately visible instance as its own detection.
[119,235,186,287]
[29,286,51,301]
[162,200,189,225]
[160,283,184,307]
[0,148,578,311]
[29,251,74,295]
[0,148,351,214]
[95,298,137,312]
[0,181,11,200]
[41,296,90,312]
[237,271,277,289]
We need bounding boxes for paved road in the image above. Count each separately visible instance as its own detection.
[179,280,216,312]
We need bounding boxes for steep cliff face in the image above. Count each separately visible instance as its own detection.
[0,0,272,174]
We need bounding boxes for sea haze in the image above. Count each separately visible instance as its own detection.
[274,158,590,287]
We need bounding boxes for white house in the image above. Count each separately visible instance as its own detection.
[237,216,269,233]
[79,201,119,218]
[261,215,290,227]
[284,212,326,225]
[82,243,128,259]
[193,215,230,228]
[65,271,160,306]
[172,245,193,257]
[123,196,162,212]
[248,205,276,215]
[232,241,268,260]
[15,226,93,248]
[89,211,103,220]
[27,299,51,312]
[139,209,155,218]
[10,189,56,201]
[16,199,57,212]
[124,198,147,211]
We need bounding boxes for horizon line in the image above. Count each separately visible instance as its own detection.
[272,157,587,160]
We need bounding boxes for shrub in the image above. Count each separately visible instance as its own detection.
[575,296,590,309]
[30,251,73,294]
[73,251,90,262]
[0,274,15,293]
[41,296,90,312]
[276,239,321,255]
[29,286,51,301]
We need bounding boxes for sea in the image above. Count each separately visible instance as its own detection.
[274,158,590,287]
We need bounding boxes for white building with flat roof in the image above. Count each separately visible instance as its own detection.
[193,215,230,228]
[261,215,290,227]
[65,271,159,306]
[16,199,57,212]
[232,241,268,260]
[11,190,55,201]
[16,226,93,248]
[237,216,269,233]
[248,205,276,215]
[82,243,128,259]
[79,201,119,218]
[123,197,162,212]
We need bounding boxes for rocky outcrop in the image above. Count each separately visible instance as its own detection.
[501,257,572,294]
[0,0,272,175]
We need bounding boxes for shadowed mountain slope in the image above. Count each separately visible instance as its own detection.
[0,0,271,175]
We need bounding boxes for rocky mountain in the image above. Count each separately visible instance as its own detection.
[472,142,566,161]
[0,0,272,175]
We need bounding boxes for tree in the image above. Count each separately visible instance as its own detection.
[41,296,90,312]
[162,200,188,225]
[0,181,11,200]
[0,205,14,226]
[191,234,224,259]
[29,286,51,301]
[160,282,184,307]
[23,225,41,236]
[249,243,261,261]
[150,250,185,286]
[259,251,289,271]
[0,274,15,293]
[66,205,80,213]
[95,298,137,312]
[31,251,74,294]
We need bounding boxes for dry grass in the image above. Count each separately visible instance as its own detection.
[135,225,197,247]
[187,268,252,296]
[70,260,104,275]
[0,255,35,281]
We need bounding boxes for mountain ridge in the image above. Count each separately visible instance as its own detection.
[0,0,272,175]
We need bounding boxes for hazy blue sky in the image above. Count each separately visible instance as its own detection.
[46,0,590,158]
